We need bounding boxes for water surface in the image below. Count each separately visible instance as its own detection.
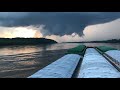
[0,43,120,78]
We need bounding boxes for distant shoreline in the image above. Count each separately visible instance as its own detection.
[64,39,120,43]
[0,38,57,46]
[64,42,120,43]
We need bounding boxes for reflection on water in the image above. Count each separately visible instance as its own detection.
[0,45,45,56]
[14,60,37,66]
[0,43,120,78]
[0,43,120,56]
[0,43,81,55]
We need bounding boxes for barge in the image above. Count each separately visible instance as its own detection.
[28,45,120,78]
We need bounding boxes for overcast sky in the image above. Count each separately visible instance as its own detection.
[0,12,120,42]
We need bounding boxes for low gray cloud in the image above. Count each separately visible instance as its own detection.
[0,12,120,36]
[45,19,120,42]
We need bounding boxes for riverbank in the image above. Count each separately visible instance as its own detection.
[0,38,57,46]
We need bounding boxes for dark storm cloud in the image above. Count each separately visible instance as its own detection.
[0,12,120,36]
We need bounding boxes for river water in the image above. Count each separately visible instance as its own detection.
[0,43,120,78]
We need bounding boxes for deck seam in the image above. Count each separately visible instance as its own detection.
[71,47,87,78]
[95,48,120,72]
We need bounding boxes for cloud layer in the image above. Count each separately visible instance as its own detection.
[45,18,120,42]
[83,18,120,41]
[0,12,120,42]
[0,12,120,36]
